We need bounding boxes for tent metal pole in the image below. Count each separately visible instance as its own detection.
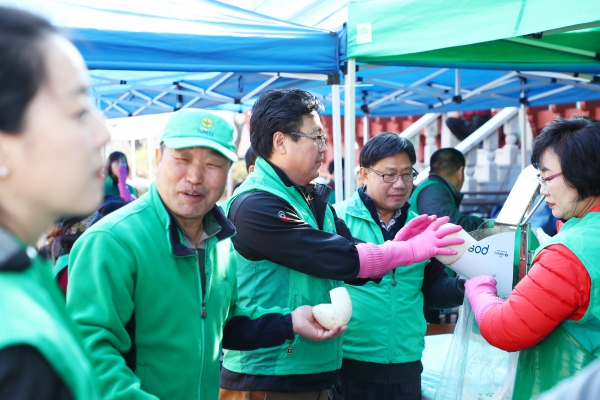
[528,85,574,102]
[130,140,137,179]
[504,37,598,59]
[520,80,528,171]
[331,83,344,204]
[344,58,356,199]
[455,68,460,97]
[520,104,527,171]
[240,75,279,103]
[363,115,370,145]
[369,68,448,110]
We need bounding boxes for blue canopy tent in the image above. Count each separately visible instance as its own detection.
[3,0,339,73]
[1,0,342,118]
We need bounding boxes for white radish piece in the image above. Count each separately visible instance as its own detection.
[434,223,477,265]
[312,287,352,329]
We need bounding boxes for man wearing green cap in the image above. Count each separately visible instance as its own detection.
[66,109,344,400]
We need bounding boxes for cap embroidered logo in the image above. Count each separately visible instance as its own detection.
[201,117,213,129]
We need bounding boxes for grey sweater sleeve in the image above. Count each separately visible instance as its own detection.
[417,185,484,232]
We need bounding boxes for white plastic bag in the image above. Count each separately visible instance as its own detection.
[434,298,518,400]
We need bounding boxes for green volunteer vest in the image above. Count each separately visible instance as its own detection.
[512,211,600,399]
[408,178,456,217]
[222,157,342,375]
[334,190,430,363]
[0,240,99,400]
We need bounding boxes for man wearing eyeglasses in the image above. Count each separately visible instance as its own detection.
[409,147,484,232]
[218,89,463,400]
[333,133,466,400]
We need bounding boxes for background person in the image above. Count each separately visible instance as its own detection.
[445,110,491,141]
[67,109,343,400]
[327,158,344,203]
[334,133,465,400]
[410,147,484,232]
[49,212,103,293]
[104,151,136,202]
[466,117,600,397]
[244,146,257,173]
[220,89,463,399]
[0,7,109,399]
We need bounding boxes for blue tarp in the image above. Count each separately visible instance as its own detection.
[1,0,340,73]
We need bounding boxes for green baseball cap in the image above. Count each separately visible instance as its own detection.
[160,109,237,162]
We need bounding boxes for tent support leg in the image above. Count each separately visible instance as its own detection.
[344,58,356,199]
[363,115,370,145]
[130,140,137,179]
[520,103,527,171]
[332,83,344,204]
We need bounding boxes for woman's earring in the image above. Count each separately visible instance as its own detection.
[0,166,9,178]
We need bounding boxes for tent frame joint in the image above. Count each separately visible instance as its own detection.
[327,73,340,85]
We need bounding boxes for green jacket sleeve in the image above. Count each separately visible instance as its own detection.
[66,231,158,400]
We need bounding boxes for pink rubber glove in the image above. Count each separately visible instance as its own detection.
[465,276,504,324]
[393,214,436,242]
[356,216,464,279]
[117,164,133,202]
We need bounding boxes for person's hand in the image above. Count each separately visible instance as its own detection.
[403,216,463,260]
[115,162,133,202]
[117,163,128,183]
[464,276,504,324]
[356,216,464,279]
[465,275,498,299]
[393,214,436,242]
[291,305,347,341]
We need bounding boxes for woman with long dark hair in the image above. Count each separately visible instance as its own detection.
[0,6,108,399]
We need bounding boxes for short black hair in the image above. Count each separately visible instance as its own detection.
[249,89,324,159]
[0,7,57,133]
[328,158,344,175]
[244,147,257,172]
[531,116,600,201]
[359,132,416,168]
[430,148,465,175]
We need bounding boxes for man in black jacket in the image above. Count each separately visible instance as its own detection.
[219,89,463,399]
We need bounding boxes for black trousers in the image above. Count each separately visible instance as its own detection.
[335,359,422,400]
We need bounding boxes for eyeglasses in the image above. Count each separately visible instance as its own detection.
[368,167,419,183]
[536,172,563,190]
[289,132,327,149]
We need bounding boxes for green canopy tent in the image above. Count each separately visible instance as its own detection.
[347,0,600,73]
[340,0,600,198]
